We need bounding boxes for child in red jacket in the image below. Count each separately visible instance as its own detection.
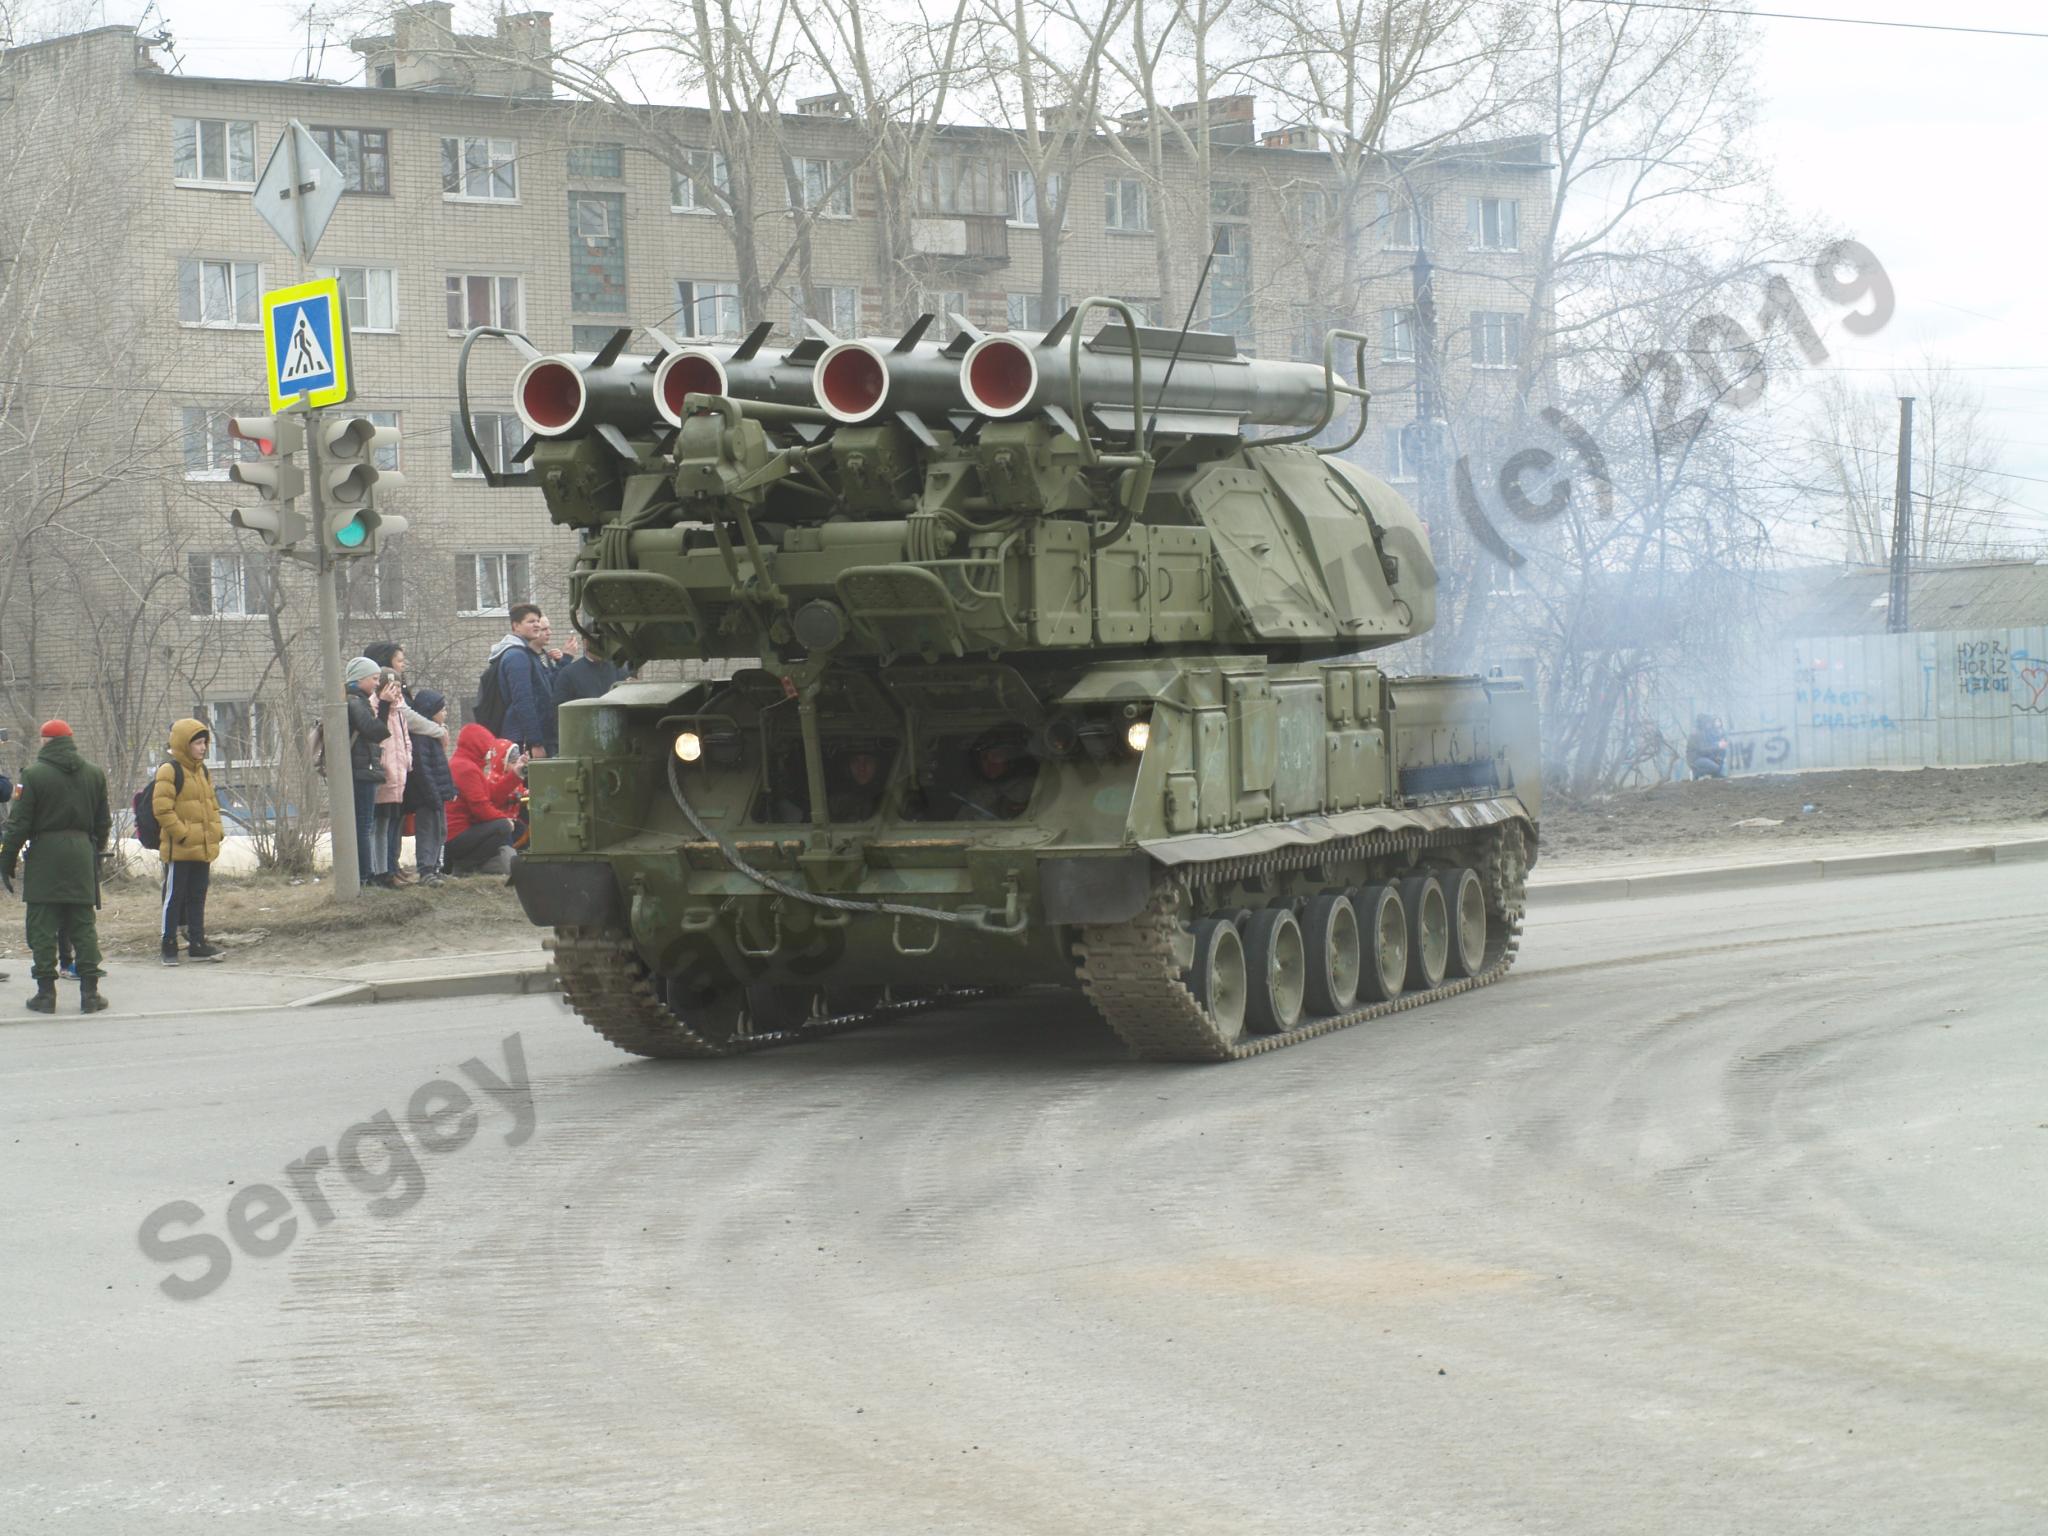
[445,723,523,875]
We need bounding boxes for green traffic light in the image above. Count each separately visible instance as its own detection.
[335,516,369,549]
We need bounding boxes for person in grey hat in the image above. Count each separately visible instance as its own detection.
[344,657,389,883]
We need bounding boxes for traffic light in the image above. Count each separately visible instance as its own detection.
[315,416,408,557]
[227,414,309,549]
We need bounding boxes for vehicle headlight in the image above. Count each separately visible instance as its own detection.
[1124,720,1151,753]
[674,730,704,763]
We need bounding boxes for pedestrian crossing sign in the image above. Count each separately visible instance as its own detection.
[262,278,352,411]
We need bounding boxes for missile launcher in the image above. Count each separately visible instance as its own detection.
[462,302,1538,1061]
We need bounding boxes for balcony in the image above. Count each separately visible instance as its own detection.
[907,214,1010,270]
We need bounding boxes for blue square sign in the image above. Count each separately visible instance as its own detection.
[263,278,352,410]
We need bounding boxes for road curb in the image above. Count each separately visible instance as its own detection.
[294,963,558,1008]
[1531,836,2048,905]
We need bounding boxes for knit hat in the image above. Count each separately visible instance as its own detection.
[414,688,448,719]
[344,657,379,685]
[40,719,72,738]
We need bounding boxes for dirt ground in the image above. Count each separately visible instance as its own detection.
[1540,762,2048,867]
[85,869,535,964]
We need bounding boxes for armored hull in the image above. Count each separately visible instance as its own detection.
[474,307,1539,1060]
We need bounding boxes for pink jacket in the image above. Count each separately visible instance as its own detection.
[375,700,413,805]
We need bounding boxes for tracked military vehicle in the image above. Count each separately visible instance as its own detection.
[460,303,1537,1061]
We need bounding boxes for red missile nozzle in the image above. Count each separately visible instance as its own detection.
[514,357,587,437]
[961,335,1037,417]
[655,350,730,426]
[815,342,889,423]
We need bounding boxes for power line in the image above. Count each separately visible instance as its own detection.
[1575,1,2048,40]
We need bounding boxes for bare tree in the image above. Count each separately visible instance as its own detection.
[1805,362,2017,565]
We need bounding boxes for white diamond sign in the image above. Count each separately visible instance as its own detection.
[253,121,345,263]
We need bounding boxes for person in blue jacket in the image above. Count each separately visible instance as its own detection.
[484,603,558,759]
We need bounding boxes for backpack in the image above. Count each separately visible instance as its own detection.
[132,761,184,849]
[473,651,510,734]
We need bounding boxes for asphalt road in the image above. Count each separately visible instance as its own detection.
[3,864,2044,1534]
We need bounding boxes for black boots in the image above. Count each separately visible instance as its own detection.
[26,979,55,1014]
[80,976,108,1013]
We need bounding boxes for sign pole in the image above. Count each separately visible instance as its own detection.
[281,124,361,901]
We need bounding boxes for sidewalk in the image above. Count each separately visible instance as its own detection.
[0,942,553,1026]
[1532,830,2048,904]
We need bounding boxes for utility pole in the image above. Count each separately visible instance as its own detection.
[1887,395,1914,635]
[282,123,360,899]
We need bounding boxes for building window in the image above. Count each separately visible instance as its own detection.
[1008,169,1062,227]
[341,540,404,617]
[1008,292,1070,330]
[1106,177,1148,232]
[568,142,623,179]
[1292,185,1328,237]
[459,551,534,614]
[1380,306,1416,363]
[1468,196,1519,251]
[446,274,523,333]
[919,157,1002,215]
[450,411,522,477]
[791,284,861,336]
[319,265,399,332]
[441,136,519,201]
[173,117,256,186]
[1210,225,1251,341]
[572,324,632,351]
[790,157,852,217]
[309,127,390,194]
[1211,181,1250,221]
[1375,189,1428,250]
[1471,311,1522,368]
[570,191,627,313]
[675,280,742,338]
[364,409,401,471]
[1291,306,1331,363]
[177,259,261,328]
[180,407,259,480]
[200,700,276,767]
[187,553,270,618]
[1113,295,1162,325]
[1383,425,1417,482]
[670,149,731,213]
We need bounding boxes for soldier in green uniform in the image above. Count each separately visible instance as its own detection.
[0,720,112,1014]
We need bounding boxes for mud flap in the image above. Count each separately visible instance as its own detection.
[509,857,621,930]
[1038,851,1153,925]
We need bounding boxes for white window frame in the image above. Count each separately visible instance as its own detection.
[790,284,862,336]
[1105,177,1148,233]
[190,552,269,620]
[670,149,732,214]
[1383,425,1418,483]
[201,699,277,766]
[451,412,522,479]
[1113,295,1161,326]
[342,541,406,619]
[365,408,401,472]
[675,279,742,338]
[1380,306,1416,363]
[1468,196,1520,252]
[459,550,535,616]
[173,117,257,188]
[573,195,612,240]
[441,136,520,203]
[319,265,400,333]
[178,258,262,330]
[180,406,259,481]
[1471,311,1522,369]
[1376,189,1427,250]
[789,157,852,218]
[445,274,524,335]
[1007,292,1045,330]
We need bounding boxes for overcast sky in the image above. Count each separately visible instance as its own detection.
[58,0,2048,541]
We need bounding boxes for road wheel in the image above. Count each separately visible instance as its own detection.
[1187,917,1249,1046]
[662,976,750,1047]
[745,983,818,1034]
[1400,873,1450,992]
[1301,893,1361,1017]
[1354,884,1408,1002]
[1446,868,1489,978]
[1243,906,1307,1034]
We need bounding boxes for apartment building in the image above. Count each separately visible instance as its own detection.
[0,16,1551,786]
